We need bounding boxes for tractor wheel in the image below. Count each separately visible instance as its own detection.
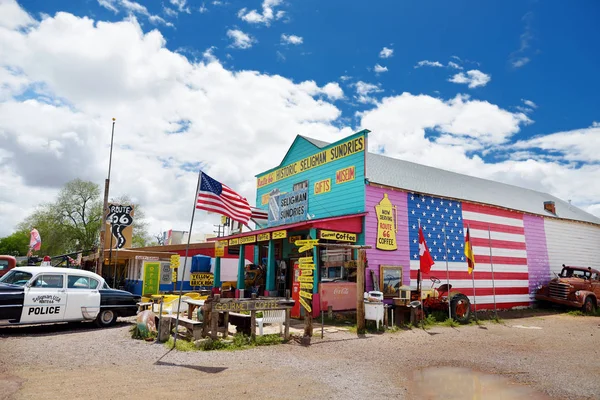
[451,294,471,324]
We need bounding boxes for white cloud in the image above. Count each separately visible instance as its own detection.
[510,12,535,68]
[448,70,491,88]
[227,29,255,49]
[281,34,303,45]
[340,75,351,81]
[373,64,388,74]
[514,126,600,163]
[447,61,463,70]
[98,0,173,26]
[379,47,393,58]
[512,57,530,68]
[593,121,600,128]
[170,0,190,13]
[415,60,444,68]
[354,81,383,104]
[238,0,283,26]
[522,99,537,108]
[321,82,344,100]
[198,3,208,13]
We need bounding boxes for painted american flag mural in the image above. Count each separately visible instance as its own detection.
[407,192,531,310]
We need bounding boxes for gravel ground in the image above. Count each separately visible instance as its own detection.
[0,311,599,400]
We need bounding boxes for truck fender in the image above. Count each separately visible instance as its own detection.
[576,291,596,304]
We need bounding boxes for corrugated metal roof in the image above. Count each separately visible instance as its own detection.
[298,135,600,225]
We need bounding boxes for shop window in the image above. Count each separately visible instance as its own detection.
[319,246,356,282]
[293,180,308,191]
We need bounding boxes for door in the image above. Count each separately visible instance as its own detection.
[21,273,67,324]
[64,275,101,321]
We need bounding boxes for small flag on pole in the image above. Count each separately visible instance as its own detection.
[418,226,435,274]
[29,228,41,251]
[464,226,476,274]
[196,172,251,224]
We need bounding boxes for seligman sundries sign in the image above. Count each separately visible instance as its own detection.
[268,188,308,227]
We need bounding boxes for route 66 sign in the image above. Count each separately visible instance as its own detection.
[106,204,134,249]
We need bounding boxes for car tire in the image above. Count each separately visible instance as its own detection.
[95,309,118,328]
[582,297,596,314]
[451,294,471,324]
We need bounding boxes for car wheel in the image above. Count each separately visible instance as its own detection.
[96,309,118,327]
[582,297,596,314]
[451,294,471,324]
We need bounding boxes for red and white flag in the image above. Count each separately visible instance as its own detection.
[418,226,435,274]
[196,172,251,224]
[29,228,41,251]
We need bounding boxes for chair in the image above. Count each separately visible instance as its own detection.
[153,296,192,315]
[256,310,286,335]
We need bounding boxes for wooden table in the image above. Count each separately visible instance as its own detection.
[183,299,205,320]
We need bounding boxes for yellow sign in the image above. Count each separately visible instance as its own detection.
[190,272,214,286]
[261,193,270,205]
[300,269,313,276]
[314,178,331,195]
[256,135,366,188]
[300,283,313,290]
[257,233,270,241]
[319,230,357,242]
[299,290,313,300]
[298,256,313,263]
[298,276,314,283]
[239,235,256,245]
[289,235,302,244]
[299,297,312,313]
[171,270,177,283]
[295,239,319,253]
[170,254,181,269]
[229,238,239,246]
[376,193,397,251]
[215,241,225,257]
[298,264,315,270]
[272,230,287,240]
[220,215,228,225]
[335,166,356,184]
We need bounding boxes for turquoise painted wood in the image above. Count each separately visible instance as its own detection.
[255,131,368,221]
[279,136,321,167]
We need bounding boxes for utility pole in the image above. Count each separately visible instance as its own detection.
[97,118,116,277]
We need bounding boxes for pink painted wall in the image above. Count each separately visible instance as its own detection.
[364,186,411,292]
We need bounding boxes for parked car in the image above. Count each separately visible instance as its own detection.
[535,265,600,313]
[0,255,17,278]
[0,266,140,328]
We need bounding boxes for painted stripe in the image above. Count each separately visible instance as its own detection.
[465,294,531,304]
[470,237,527,250]
[463,220,525,235]
[0,304,22,308]
[467,255,527,265]
[469,229,525,243]
[410,261,528,273]
[463,211,524,228]
[462,203,523,220]
[447,287,530,297]
[473,246,526,258]
[410,271,528,281]
[472,302,531,311]
[411,278,528,287]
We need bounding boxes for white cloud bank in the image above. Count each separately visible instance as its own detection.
[238,0,284,26]
[0,1,597,238]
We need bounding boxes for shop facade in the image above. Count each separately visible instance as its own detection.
[213,129,600,313]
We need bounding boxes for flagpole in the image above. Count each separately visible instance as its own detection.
[488,224,498,318]
[173,170,203,348]
[443,227,451,320]
[469,225,478,322]
[418,219,423,329]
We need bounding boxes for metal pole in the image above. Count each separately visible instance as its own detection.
[98,118,116,277]
[173,170,202,348]
[443,228,451,320]
[113,245,119,288]
[488,224,498,318]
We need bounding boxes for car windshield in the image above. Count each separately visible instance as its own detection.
[0,270,33,286]
[560,268,590,279]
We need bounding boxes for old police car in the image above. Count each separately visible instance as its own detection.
[0,266,140,327]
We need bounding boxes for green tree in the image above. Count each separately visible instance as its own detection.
[0,230,29,256]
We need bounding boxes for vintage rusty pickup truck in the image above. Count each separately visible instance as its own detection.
[535,265,600,313]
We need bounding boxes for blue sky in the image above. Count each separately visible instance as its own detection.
[1,0,599,236]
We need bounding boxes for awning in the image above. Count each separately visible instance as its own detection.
[209,212,367,244]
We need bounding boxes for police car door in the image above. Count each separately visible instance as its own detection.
[64,274,101,321]
[21,273,67,324]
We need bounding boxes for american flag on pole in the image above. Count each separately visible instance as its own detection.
[196,172,251,224]
[408,193,529,310]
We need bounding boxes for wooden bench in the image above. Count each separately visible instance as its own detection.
[169,316,204,340]
[137,302,153,312]
[228,312,252,335]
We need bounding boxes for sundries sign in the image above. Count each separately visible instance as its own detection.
[256,135,366,189]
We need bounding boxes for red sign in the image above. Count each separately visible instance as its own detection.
[320,282,357,311]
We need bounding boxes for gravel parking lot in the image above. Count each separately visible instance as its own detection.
[1,311,599,400]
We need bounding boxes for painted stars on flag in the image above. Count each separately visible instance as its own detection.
[408,193,465,263]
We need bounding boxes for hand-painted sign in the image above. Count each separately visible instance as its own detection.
[169,254,180,269]
[105,204,134,249]
[256,135,366,188]
[335,166,355,184]
[159,262,172,284]
[375,193,397,251]
[213,299,294,312]
[319,230,357,242]
[257,233,270,241]
[142,261,160,295]
[314,178,331,195]
[215,240,226,257]
[267,188,308,227]
[229,238,239,246]
[239,235,256,245]
[190,272,213,286]
[272,230,287,240]
[295,239,319,253]
[297,255,315,312]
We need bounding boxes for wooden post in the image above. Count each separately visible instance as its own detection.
[356,249,366,333]
[284,308,290,340]
[223,311,229,339]
[202,297,212,338]
[250,310,256,342]
[304,313,313,338]
[210,294,220,340]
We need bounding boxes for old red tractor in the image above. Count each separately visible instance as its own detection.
[422,276,472,324]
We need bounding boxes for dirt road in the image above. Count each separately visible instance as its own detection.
[1,312,599,400]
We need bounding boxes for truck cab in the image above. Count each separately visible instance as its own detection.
[0,256,17,278]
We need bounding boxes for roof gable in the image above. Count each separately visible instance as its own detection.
[278,136,323,166]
